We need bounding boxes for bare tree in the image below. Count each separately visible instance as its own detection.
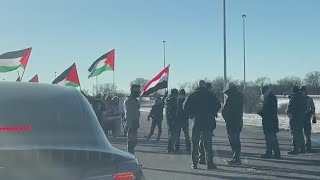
[185,81,198,93]
[277,76,302,86]
[130,78,149,87]
[304,71,320,87]
[255,77,271,87]
[96,83,117,98]
[178,82,188,90]
[277,76,302,94]
[211,76,235,93]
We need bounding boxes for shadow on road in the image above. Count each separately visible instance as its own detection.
[143,167,260,180]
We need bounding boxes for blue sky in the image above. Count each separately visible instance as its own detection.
[1,0,320,92]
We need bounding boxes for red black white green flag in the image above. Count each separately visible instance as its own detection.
[88,49,115,78]
[29,74,39,83]
[141,65,169,96]
[0,48,32,72]
[52,63,80,87]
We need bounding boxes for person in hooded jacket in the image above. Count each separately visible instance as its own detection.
[175,89,191,152]
[300,86,316,153]
[287,86,307,155]
[166,89,179,153]
[258,86,281,159]
[222,83,244,165]
[183,80,221,170]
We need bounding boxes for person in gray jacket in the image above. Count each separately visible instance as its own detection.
[124,84,141,154]
[300,86,317,153]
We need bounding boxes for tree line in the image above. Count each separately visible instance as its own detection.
[83,71,320,113]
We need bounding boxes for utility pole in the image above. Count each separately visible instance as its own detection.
[223,0,227,103]
[242,14,247,95]
[163,40,166,69]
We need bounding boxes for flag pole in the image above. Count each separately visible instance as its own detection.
[20,48,32,81]
[17,71,21,81]
[113,70,115,95]
[96,76,98,96]
[92,83,95,96]
[20,68,26,81]
[167,65,170,92]
[163,41,168,94]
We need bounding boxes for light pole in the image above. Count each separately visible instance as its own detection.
[163,41,166,69]
[223,0,227,102]
[54,72,57,79]
[242,14,246,95]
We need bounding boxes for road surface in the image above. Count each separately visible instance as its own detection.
[108,112,320,180]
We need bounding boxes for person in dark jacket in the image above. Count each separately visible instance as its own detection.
[287,86,307,155]
[258,86,281,159]
[300,86,317,153]
[144,92,167,142]
[175,89,191,152]
[198,82,218,164]
[183,80,221,170]
[166,89,179,153]
[222,83,244,165]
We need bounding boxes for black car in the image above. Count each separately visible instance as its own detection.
[0,82,145,180]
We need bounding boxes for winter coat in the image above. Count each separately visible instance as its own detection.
[124,96,140,129]
[183,87,221,128]
[165,95,178,126]
[258,92,279,134]
[287,92,307,130]
[222,87,244,133]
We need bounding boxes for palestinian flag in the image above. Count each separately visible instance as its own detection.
[0,48,32,72]
[141,65,169,96]
[29,74,39,83]
[52,63,80,87]
[88,49,115,78]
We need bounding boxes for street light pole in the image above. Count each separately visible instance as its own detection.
[242,14,246,95]
[163,41,166,69]
[223,0,227,102]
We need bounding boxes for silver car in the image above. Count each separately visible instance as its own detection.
[0,82,145,180]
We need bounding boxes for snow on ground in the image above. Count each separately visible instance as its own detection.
[216,113,320,133]
[278,96,320,115]
[140,105,320,133]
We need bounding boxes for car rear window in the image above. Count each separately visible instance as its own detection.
[0,89,107,147]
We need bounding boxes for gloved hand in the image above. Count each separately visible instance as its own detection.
[312,117,317,124]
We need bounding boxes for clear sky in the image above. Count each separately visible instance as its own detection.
[1,0,320,92]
